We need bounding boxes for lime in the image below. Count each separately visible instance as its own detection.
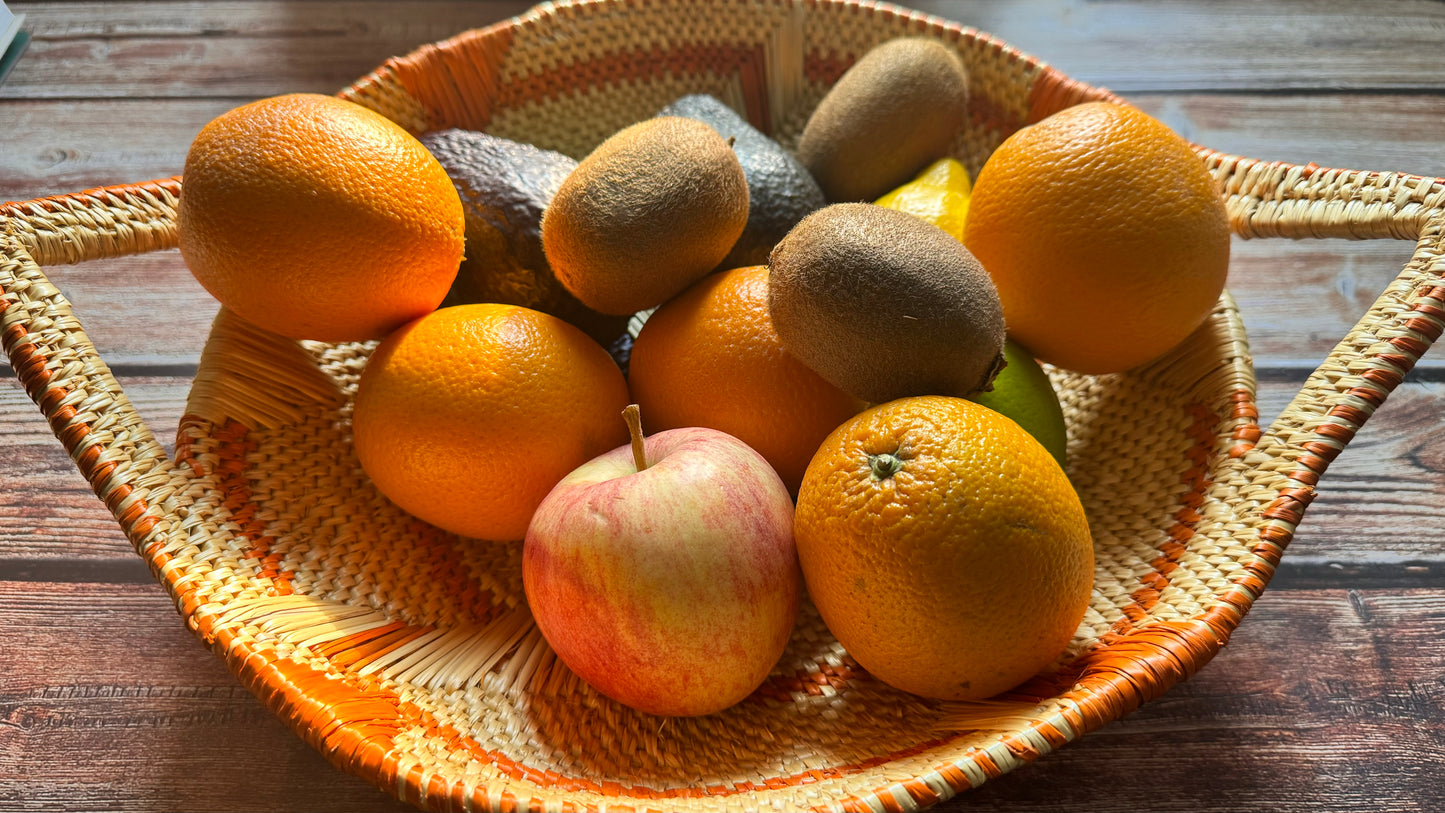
[969,339,1068,468]
[874,157,972,242]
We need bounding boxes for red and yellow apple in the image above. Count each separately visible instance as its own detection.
[522,414,799,717]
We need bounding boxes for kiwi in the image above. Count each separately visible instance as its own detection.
[796,38,969,203]
[418,129,630,346]
[657,94,825,269]
[767,203,1005,403]
[541,117,749,316]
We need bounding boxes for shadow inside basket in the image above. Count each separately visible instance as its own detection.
[166,287,1257,790]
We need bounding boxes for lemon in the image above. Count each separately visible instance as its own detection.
[969,339,1068,468]
[877,164,1061,465]
[874,157,972,242]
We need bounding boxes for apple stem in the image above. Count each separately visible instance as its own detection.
[623,404,649,472]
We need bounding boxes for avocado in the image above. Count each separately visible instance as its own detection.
[658,94,825,269]
[419,129,630,345]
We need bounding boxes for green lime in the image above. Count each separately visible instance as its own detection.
[969,339,1068,468]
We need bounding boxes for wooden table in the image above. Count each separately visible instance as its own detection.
[3,1,1444,810]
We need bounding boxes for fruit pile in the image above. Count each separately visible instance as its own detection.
[175,35,1230,718]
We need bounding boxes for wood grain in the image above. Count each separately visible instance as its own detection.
[0,377,186,565]
[5,0,1445,100]
[1265,380,1445,566]
[0,582,407,812]
[4,0,1444,810]
[2,1,535,99]
[8,88,1445,206]
[2,582,1440,812]
[34,251,218,371]
[0,237,1421,370]
[0,374,1439,569]
[962,589,1445,812]
[916,0,1445,93]
[3,100,226,201]
[6,97,1441,373]
[1130,94,1445,179]
[4,150,1436,375]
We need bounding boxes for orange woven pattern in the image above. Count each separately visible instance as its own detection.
[4,1,1445,811]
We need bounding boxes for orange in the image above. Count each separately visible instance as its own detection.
[963,101,1230,375]
[178,93,464,343]
[795,396,1093,701]
[352,304,630,542]
[627,265,866,493]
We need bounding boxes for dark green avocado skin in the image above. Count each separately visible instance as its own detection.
[419,128,630,346]
[658,94,826,270]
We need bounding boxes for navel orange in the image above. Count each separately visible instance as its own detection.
[963,101,1230,375]
[178,93,464,342]
[352,304,630,542]
[627,265,866,493]
[795,395,1093,701]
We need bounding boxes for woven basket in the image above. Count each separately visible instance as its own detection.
[4,0,1445,810]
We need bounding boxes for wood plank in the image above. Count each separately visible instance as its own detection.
[1,1,533,100]
[2,96,1438,368]
[2,581,1440,811]
[1274,379,1445,572]
[10,92,1445,205]
[931,0,1445,93]
[960,589,1445,812]
[6,85,1442,371]
[1231,238,1419,372]
[1130,94,1445,180]
[21,240,1428,375]
[0,582,408,812]
[24,235,1420,372]
[0,373,1441,569]
[34,251,220,371]
[5,0,1445,100]
[0,376,187,564]
[4,222,1427,374]
[2,99,227,201]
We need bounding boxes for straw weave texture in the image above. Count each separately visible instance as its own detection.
[4,1,1445,811]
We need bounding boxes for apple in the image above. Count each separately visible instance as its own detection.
[522,406,800,717]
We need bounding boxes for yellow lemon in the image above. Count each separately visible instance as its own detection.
[874,157,972,242]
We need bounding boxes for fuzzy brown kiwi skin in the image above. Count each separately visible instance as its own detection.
[767,203,1006,404]
[419,129,631,347]
[796,38,969,204]
[657,94,827,269]
[541,117,750,317]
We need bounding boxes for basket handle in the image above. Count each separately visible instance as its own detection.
[0,178,188,551]
[1206,152,1445,544]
